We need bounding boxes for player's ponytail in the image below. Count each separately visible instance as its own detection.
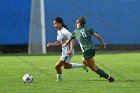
[54,17,68,30]
[63,24,68,29]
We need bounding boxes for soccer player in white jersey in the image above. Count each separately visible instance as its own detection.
[47,17,88,81]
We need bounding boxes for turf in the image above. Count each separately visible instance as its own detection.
[0,52,139,93]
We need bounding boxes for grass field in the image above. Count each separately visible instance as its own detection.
[0,52,140,93]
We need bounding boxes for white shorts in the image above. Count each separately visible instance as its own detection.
[60,49,74,63]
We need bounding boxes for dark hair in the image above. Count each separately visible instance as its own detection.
[54,17,68,29]
[77,16,86,26]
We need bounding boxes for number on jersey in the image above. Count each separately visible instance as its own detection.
[80,29,87,38]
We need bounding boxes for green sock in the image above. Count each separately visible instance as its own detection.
[96,68,109,79]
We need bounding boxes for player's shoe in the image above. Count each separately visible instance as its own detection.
[108,76,115,82]
[56,79,62,81]
[83,65,88,72]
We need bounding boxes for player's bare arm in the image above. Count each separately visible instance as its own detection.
[62,38,73,48]
[67,39,75,55]
[47,40,61,47]
[93,32,106,48]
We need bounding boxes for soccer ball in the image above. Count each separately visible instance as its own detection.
[22,74,33,83]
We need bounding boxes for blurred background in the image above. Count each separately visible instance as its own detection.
[0,0,140,53]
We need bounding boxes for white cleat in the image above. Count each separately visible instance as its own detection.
[56,79,62,81]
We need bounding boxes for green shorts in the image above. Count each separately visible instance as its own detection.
[83,49,95,59]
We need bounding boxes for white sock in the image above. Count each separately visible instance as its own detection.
[71,63,84,68]
[57,74,62,80]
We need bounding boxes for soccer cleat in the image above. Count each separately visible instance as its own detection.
[56,79,62,81]
[108,76,115,82]
[83,65,88,72]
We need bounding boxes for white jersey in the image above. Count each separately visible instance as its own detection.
[57,27,71,44]
[57,27,74,63]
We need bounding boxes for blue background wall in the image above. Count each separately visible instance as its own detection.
[0,0,31,45]
[0,0,140,45]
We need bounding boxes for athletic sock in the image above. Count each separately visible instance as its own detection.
[96,68,109,79]
[71,63,84,68]
[57,74,62,80]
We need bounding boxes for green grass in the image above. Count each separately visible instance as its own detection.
[0,52,140,93]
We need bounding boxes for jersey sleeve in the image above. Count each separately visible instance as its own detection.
[62,29,71,38]
[90,28,96,34]
[71,31,76,39]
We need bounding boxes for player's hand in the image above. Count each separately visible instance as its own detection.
[102,42,106,48]
[47,43,52,47]
[67,50,72,55]
[62,44,66,48]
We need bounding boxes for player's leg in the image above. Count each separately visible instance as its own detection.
[83,49,114,82]
[85,58,114,82]
[61,52,85,69]
[82,58,88,66]
[63,61,88,72]
[55,60,64,81]
[84,58,97,71]
[82,49,96,72]
[63,62,72,69]
[62,55,88,72]
[81,58,89,72]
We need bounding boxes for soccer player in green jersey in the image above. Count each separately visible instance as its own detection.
[63,17,115,82]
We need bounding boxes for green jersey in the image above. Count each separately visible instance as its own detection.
[71,26,96,53]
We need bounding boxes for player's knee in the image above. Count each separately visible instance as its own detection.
[82,61,85,64]
[55,64,60,70]
[82,61,87,65]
